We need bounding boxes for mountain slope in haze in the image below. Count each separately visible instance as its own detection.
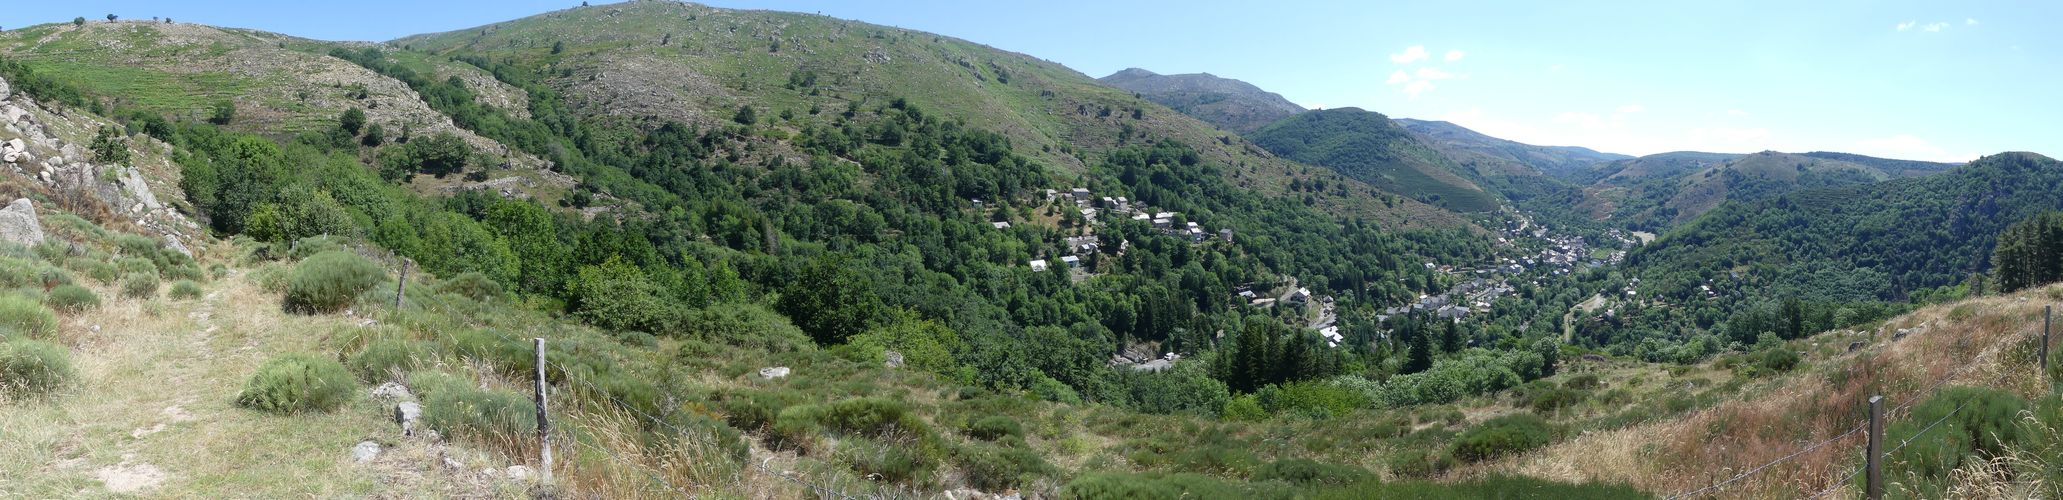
[1098,68,1306,134]
[1248,108,1502,213]
[1628,151,2063,303]
[1575,150,1960,230]
[1395,118,1629,178]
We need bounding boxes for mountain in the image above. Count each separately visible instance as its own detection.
[1395,118,1629,178]
[1248,107,1502,213]
[1573,150,1961,230]
[1628,152,2063,303]
[1098,67,1306,133]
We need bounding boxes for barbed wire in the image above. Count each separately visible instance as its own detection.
[1665,424,1866,500]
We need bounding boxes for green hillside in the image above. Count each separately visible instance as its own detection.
[1099,68,1308,134]
[1574,151,1954,231]
[1249,108,1502,213]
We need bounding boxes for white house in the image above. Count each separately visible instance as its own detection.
[1029,259,1049,272]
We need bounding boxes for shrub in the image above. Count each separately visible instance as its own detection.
[0,295,58,340]
[717,388,805,432]
[235,353,355,414]
[955,443,1056,491]
[163,263,206,282]
[835,437,936,486]
[1885,386,2030,496]
[1253,458,1375,486]
[965,415,1023,441]
[46,285,99,314]
[1564,373,1603,390]
[1756,347,1800,374]
[1451,413,1554,462]
[433,272,503,301]
[647,411,750,465]
[35,266,72,289]
[1386,448,1455,478]
[349,338,438,382]
[284,251,385,314]
[0,339,75,398]
[420,383,536,442]
[120,272,159,299]
[1221,394,1267,422]
[677,302,812,353]
[168,280,203,300]
[80,261,119,284]
[1255,380,1371,419]
[115,256,157,276]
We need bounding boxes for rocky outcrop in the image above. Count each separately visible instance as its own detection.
[0,75,205,250]
[0,198,44,246]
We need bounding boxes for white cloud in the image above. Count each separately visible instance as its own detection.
[1852,134,1976,163]
[1390,45,1430,64]
[1896,21,1916,31]
[1726,109,1750,116]
[1616,104,1645,114]
[1386,70,1411,84]
[1444,50,1466,62]
[1923,22,1947,32]
[1415,67,1455,80]
[1966,18,1979,25]
[1403,80,1436,99]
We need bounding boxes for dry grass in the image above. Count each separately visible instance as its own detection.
[1496,285,2063,498]
[0,244,526,497]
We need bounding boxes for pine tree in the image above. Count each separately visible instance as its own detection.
[1403,322,1434,374]
[1439,320,1462,353]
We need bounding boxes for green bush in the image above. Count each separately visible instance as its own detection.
[1222,394,1268,422]
[954,442,1056,491]
[835,437,936,486]
[1885,386,2030,496]
[1565,373,1602,390]
[0,295,58,340]
[168,280,203,300]
[115,256,157,276]
[349,338,438,382]
[80,261,118,285]
[46,285,99,314]
[0,339,75,398]
[1451,413,1554,462]
[35,265,72,289]
[284,251,385,314]
[420,381,536,442]
[163,263,206,283]
[1256,380,1370,419]
[433,272,504,301]
[646,411,750,465]
[235,353,355,414]
[965,415,1023,441]
[120,272,159,299]
[1386,448,1455,478]
[1253,458,1375,486]
[677,302,812,353]
[1061,472,1248,499]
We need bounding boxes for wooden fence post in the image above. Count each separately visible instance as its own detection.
[2043,305,2051,383]
[1867,395,1883,500]
[534,338,553,482]
[393,260,411,310]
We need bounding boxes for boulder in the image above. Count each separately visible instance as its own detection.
[0,198,44,246]
[352,441,382,462]
[883,350,905,369]
[370,382,413,402]
[162,234,191,257]
[758,366,790,379]
[0,75,10,101]
[395,402,422,437]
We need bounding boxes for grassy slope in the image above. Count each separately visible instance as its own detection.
[1497,283,2063,498]
[389,1,1470,229]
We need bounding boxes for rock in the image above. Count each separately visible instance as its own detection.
[162,234,191,257]
[371,382,413,402]
[352,441,382,462]
[0,76,10,100]
[0,198,44,246]
[505,465,536,480]
[396,402,422,437]
[1847,341,1865,352]
[883,350,905,369]
[758,366,790,379]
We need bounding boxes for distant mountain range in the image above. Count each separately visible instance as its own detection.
[1099,68,1306,134]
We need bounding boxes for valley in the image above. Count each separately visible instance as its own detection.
[0,2,2057,499]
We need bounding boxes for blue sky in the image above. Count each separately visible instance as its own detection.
[9,1,2057,161]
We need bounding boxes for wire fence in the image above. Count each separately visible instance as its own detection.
[386,260,866,499]
[1666,318,2045,499]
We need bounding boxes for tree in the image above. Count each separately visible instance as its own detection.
[732,105,757,126]
[551,41,565,54]
[106,14,117,23]
[1440,320,1463,353]
[209,100,235,125]
[1532,337,1560,377]
[1992,211,2063,293]
[776,254,883,344]
[361,123,385,147]
[567,256,672,334]
[1402,323,1434,375]
[89,126,131,166]
[74,17,86,27]
[339,107,366,135]
[406,132,472,177]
